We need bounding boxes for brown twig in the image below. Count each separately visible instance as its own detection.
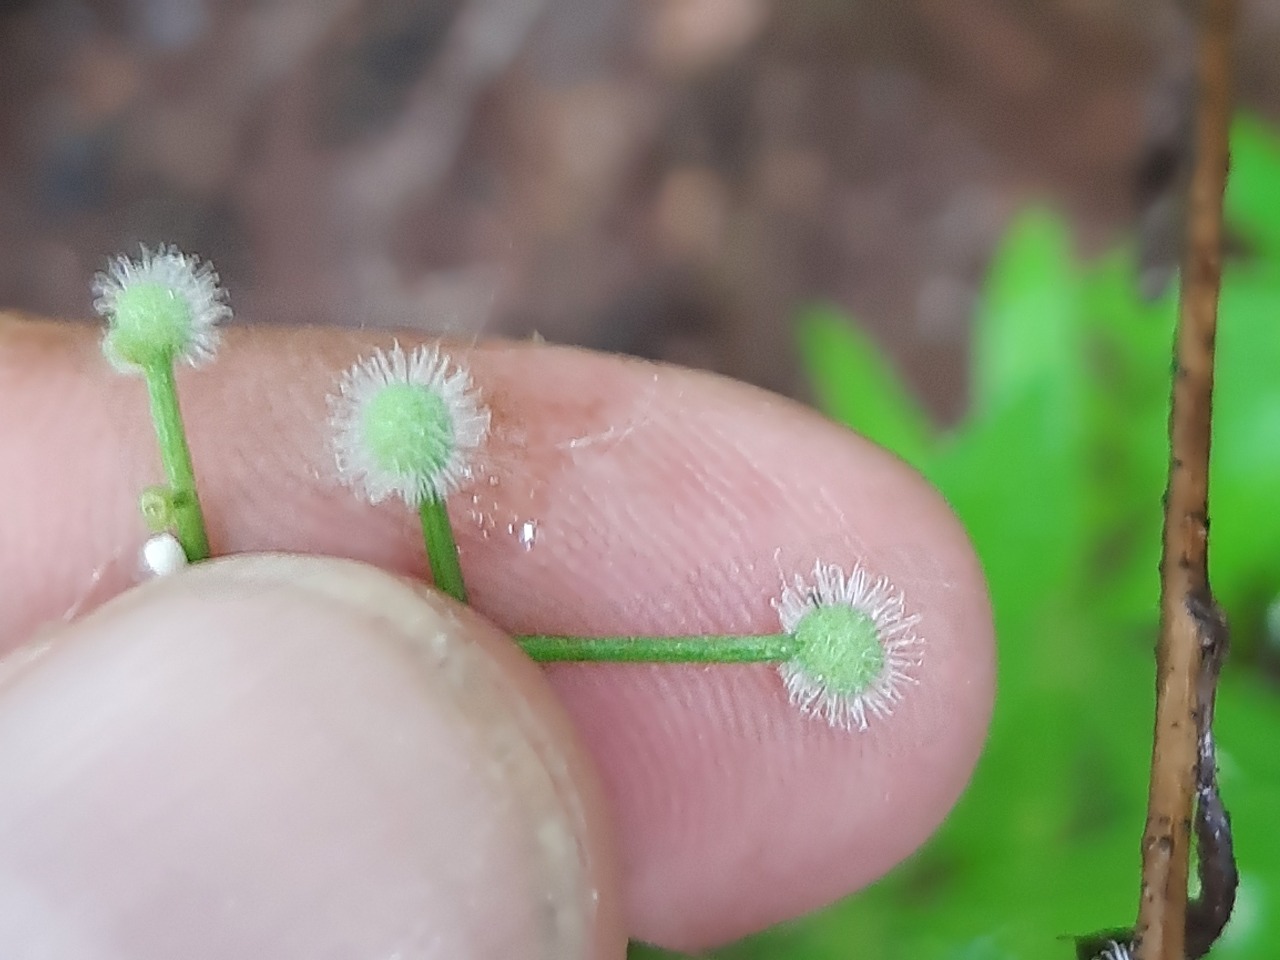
[1134,2,1236,959]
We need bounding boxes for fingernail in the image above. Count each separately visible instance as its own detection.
[0,554,617,960]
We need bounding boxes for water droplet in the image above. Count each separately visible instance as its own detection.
[508,519,538,551]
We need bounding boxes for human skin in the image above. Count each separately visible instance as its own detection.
[0,316,996,957]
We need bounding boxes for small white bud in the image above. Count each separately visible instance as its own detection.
[141,533,190,579]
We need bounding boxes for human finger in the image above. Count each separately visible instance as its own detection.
[0,316,994,950]
[0,552,622,959]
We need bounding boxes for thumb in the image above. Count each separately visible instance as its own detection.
[0,554,622,960]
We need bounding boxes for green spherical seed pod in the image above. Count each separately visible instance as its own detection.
[360,382,456,484]
[104,282,193,369]
[790,604,885,696]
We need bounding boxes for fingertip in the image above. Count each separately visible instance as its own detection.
[0,315,996,950]
[0,553,625,960]
[555,416,996,948]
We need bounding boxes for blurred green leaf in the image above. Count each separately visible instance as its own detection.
[629,942,699,959]
[797,302,934,469]
[754,114,1280,960]
[971,209,1082,420]
[1225,115,1280,258]
[1206,268,1280,658]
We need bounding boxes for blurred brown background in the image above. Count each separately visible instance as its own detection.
[3,0,1280,420]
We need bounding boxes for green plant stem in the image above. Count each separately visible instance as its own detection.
[419,498,467,603]
[515,632,798,663]
[142,360,209,562]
